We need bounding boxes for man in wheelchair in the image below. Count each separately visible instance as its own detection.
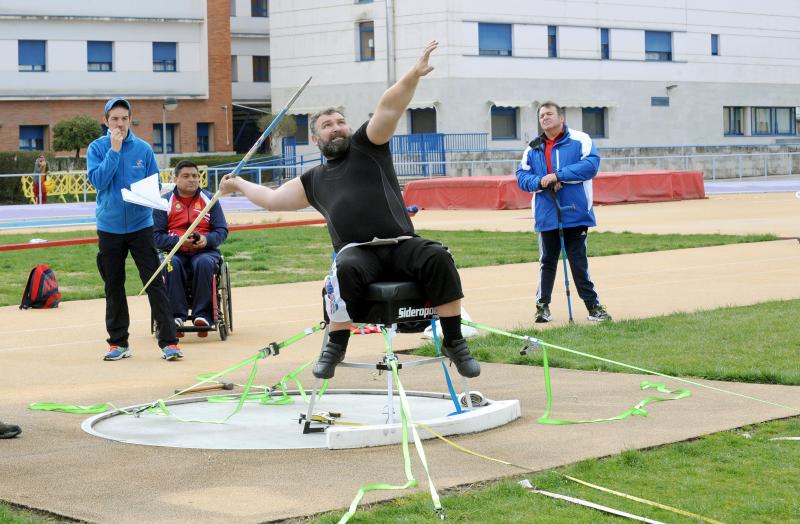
[153,160,229,337]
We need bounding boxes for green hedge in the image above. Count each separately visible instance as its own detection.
[169,154,277,167]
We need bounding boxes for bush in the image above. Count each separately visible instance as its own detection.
[169,154,277,167]
[52,115,102,161]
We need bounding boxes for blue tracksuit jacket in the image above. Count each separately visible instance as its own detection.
[87,129,160,234]
[515,126,600,233]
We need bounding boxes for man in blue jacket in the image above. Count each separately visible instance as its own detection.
[516,101,612,323]
[153,160,228,337]
[87,97,182,361]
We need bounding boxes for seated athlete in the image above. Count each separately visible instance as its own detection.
[154,160,228,336]
[219,40,479,380]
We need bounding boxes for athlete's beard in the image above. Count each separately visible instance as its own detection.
[317,133,351,159]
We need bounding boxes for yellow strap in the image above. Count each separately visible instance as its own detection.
[415,422,724,524]
[562,475,725,524]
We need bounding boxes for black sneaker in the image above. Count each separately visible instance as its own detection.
[587,304,612,322]
[0,421,21,439]
[441,338,481,378]
[535,302,552,323]
[312,341,347,379]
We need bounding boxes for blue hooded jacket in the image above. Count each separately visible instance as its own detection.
[87,129,160,234]
[515,126,600,233]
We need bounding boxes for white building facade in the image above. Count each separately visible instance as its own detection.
[269,0,800,156]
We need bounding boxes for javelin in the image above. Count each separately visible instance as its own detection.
[139,76,312,295]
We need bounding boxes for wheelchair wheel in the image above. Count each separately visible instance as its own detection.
[217,261,232,340]
[225,262,233,332]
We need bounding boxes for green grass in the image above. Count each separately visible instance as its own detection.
[0,228,776,307]
[0,226,784,520]
[311,417,800,523]
[0,502,67,524]
[313,300,800,523]
[416,299,800,385]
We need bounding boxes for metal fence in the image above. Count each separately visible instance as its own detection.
[3,149,798,204]
[600,151,800,180]
[443,133,488,152]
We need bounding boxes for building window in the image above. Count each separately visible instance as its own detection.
[651,97,670,107]
[490,106,517,140]
[230,0,236,16]
[752,107,771,135]
[356,0,373,3]
[478,23,512,56]
[409,108,437,134]
[18,40,46,72]
[752,107,796,136]
[358,21,375,61]
[645,31,672,61]
[87,41,112,72]
[253,56,269,82]
[231,56,238,82]
[775,107,795,135]
[153,124,177,154]
[548,26,558,58]
[19,126,45,150]
[711,34,719,56]
[723,107,743,136]
[582,108,606,138]
[294,114,309,145]
[600,28,610,60]
[153,42,177,72]
[197,123,211,152]
[251,0,268,17]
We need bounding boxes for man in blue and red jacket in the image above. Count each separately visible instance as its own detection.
[154,160,228,336]
[516,101,612,324]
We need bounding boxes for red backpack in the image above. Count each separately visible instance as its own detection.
[20,264,61,309]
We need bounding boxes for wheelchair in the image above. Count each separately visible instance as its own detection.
[151,254,233,341]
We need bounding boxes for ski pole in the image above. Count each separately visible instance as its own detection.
[548,188,575,323]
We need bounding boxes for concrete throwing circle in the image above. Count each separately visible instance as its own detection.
[82,390,521,450]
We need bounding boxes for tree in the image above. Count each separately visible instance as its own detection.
[53,115,102,161]
[257,113,297,155]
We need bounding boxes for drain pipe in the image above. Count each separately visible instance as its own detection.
[385,0,396,86]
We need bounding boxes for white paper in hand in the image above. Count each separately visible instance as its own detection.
[121,173,169,211]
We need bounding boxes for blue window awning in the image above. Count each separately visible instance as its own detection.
[19,40,46,67]
[153,42,176,61]
[88,41,112,62]
[20,126,44,140]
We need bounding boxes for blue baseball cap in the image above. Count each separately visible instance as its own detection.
[104,97,131,115]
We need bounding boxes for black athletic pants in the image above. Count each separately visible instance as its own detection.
[96,227,178,349]
[334,236,464,321]
[536,226,599,310]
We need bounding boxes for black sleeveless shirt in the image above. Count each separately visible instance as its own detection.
[300,122,415,252]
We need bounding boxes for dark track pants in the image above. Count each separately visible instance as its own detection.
[96,227,178,348]
[536,226,599,310]
[330,236,464,322]
[166,250,220,322]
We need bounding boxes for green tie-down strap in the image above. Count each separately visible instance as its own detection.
[29,402,112,414]
[338,355,444,524]
[539,345,691,425]
[29,323,326,421]
[206,359,329,406]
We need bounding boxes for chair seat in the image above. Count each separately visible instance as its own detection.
[353,281,435,326]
